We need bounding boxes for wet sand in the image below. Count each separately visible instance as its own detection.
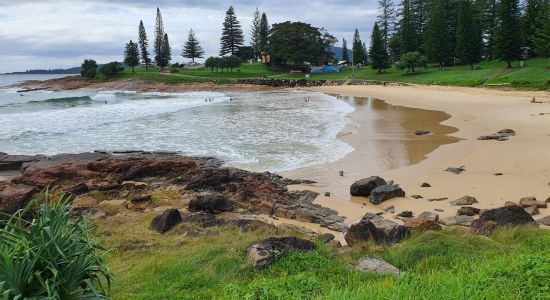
[286,85,550,226]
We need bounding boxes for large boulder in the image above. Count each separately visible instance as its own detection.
[457,206,481,216]
[370,183,405,205]
[519,197,547,208]
[344,213,409,246]
[355,258,401,275]
[247,237,316,268]
[471,206,537,235]
[350,176,386,197]
[0,184,37,215]
[150,209,182,233]
[188,194,235,214]
[418,211,439,222]
[439,215,475,226]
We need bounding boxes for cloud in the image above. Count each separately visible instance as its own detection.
[0,0,379,73]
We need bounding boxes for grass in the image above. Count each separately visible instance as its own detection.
[94,212,550,300]
[115,58,550,90]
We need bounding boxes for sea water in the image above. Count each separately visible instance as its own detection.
[0,75,354,172]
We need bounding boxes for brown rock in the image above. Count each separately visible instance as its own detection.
[72,195,97,208]
[150,209,182,233]
[457,206,481,216]
[524,206,540,216]
[418,211,439,222]
[350,176,386,197]
[63,182,89,195]
[536,216,550,226]
[505,201,521,207]
[404,218,441,231]
[247,237,316,268]
[450,195,478,206]
[344,213,409,246]
[127,194,152,210]
[0,184,37,215]
[471,206,537,235]
[519,197,547,208]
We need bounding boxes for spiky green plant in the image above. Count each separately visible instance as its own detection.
[0,193,112,299]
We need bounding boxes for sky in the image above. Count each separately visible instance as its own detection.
[0,0,379,73]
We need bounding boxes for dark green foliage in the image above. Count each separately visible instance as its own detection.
[268,21,337,66]
[250,8,261,58]
[259,13,270,54]
[521,0,549,52]
[80,59,98,79]
[532,2,550,57]
[124,40,140,73]
[138,20,152,69]
[220,6,244,56]
[342,38,349,62]
[352,28,366,65]
[377,0,397,47]
[398,0,419,53]
[0,194,111,299]
[154,7,165,68]
[388,34,403,62]
[205,57,216,72]
[158,33,171,69]
[479,0,499,60]
[235,46,255,61]
[455,0,483,69]
[182,29,204,63]
[425,0,453,69]
[397,51,427,72]
[495,0,522,67]
[98,61,122,79]
[369,23,391,73]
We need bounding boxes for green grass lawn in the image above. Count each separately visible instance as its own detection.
[117,58,550,90]
[94,213,550,300]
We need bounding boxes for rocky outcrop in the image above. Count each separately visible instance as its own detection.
[471,206,537,235]
[247,237,316,268]
[188,194,235,214]
[355,258,401,275]
[344,213,409,246]
[150,209,182,233]
[350,176,386,197]
[370,183,405,205]
[0,152,347,231]
[440,215,475,226]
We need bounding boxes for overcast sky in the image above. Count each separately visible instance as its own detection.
[0,0,379,73]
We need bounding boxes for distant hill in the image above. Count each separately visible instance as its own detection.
[4,67,81,75]
[329,47,353,61]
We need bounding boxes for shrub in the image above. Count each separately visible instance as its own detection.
[396,52,427,73]
[80,59,98,79]
[98,61,122,79]
[0,193,112,299]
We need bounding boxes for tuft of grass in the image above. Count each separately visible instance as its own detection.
[0,193,112,299]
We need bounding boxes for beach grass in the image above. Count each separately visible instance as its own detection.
[117,58,550,90]
[94,213,550,300]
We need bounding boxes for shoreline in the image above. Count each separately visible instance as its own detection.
[291,85,550,225]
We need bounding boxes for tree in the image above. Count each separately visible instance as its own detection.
[522,0,549,54]
[226,55,242,72]
[352,29,365,65]
[182,29,205,63]
[342,38,349,61]
[98,62,122,79]
[455,0,482,69]
[370,23,391,73]
[396,51,427,72]
[363,42,369,64]
[495,0,521,67]
[478,0,498,60]
[138,20,152,69]
[220,6,244,56]
[250,8,261,58]
[259,13,270,54]
[532,3,550,57]
[425,0,453,70]
[236,46,255,61]
[268,21,337,66]
[205,57,216,72]
[377,0,396,48]
[80,59,98,78]
[154,7,165,67]
[124,40,140,73]
[398,0,419,53]
[159,33,171,68]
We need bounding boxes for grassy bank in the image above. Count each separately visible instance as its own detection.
[117,58,550,90]
[94,213,550,299]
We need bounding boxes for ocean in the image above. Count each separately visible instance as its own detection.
[0,74,354,172]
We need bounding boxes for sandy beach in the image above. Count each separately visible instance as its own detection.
[286,85,550,227]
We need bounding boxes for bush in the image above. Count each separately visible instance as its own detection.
[80,59,98,79]
[98,61,122,79]
[396,52,427,73]
[0,193,112,299]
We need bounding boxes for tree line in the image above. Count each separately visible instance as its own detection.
[366,0,550,73]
